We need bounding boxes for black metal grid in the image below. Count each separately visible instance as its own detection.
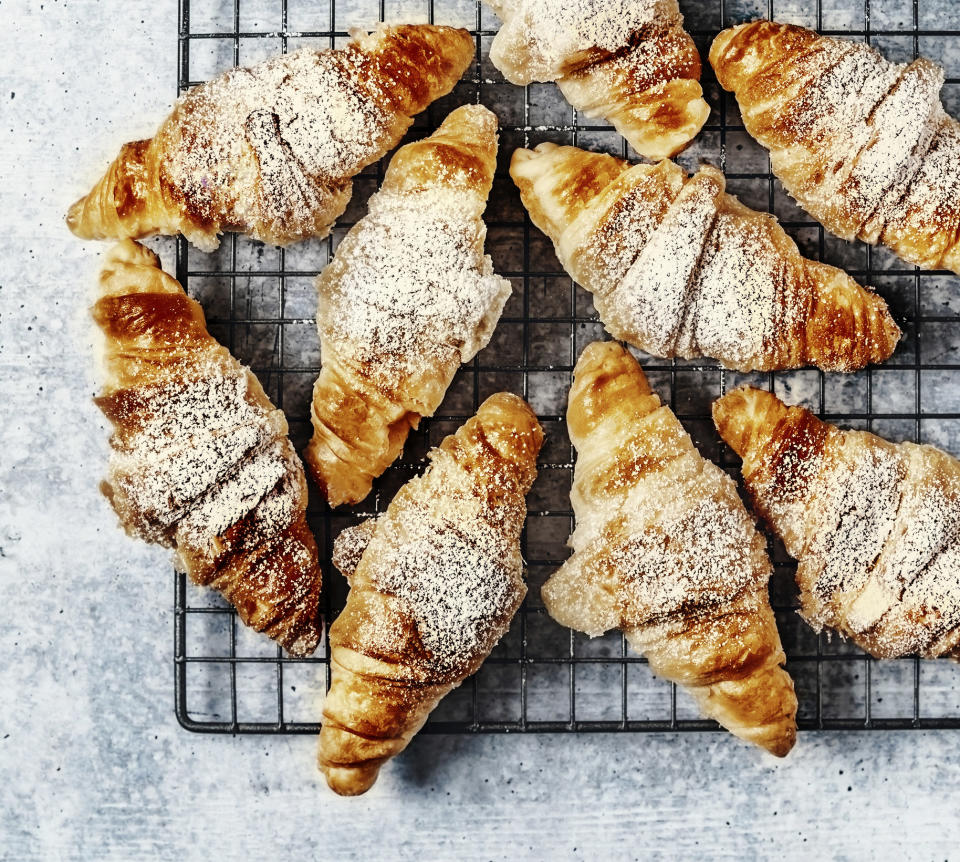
[174,0,960,733]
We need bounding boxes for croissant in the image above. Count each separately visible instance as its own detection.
[542,342,797,755]
[66,25,474,250]
[93,240,323,655]
[305,105,512,507]
[484,0,709,160]
[511,142,900,372]
[710,21,960,274]
[318,393,542,795]
[714,386,960,660]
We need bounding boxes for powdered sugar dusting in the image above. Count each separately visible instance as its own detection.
[599,173,717,357]
[490,0,679,82]
[690,214,790,363]
[749,409,960,658]
[784,38,900,149]
[733,25,960,268]
[614,485,765,627]
[884,117,960,262]
[572,164,800,370]
[565,20,699,94]
[846,61,943,239]
[334,443,528,678]
[319,185,511,398]
[803,438,905,612]
[162,45,395,242]
[102,362,300,563]
[554,369,770,635]
[368,511,520,674]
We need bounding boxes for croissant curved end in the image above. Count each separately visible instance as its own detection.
[440,102,499,136]
[712,386,780,459]
[568,342,657,442]
[472,392,544,455]
[65,196,86,234]
[710,20,814,92]
[511,141,559,167]
[321,762,382,797]
[707,23,749,79]
[104,238,160,270]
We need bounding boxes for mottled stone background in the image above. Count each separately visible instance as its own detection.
[3,0,960,859]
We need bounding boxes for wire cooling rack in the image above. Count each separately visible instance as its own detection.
[173,0,960,733]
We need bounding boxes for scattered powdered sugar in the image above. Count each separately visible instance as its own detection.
[589,21,698,93]
[108,371,260,451]
[845,61,944,238]
[163,46,394,236]
[174,439,293,554]
[370,513,520,675]
[786,39,900,148]
[884,118,960,256]
[689,213,788,365]
[751,413,960,658]
[570,166,679,286]
[575,165,800,370]
[331,519,378,582]
[491,0,679,82]
[802,437,905,613]
[344,450,527,677]
[743,28,960,258]
[104,362,301,561]
[320,186,511,396]
[613,477,766,626]
[556,17,701,120]
[601,173,718,357]
[560,383,768,632]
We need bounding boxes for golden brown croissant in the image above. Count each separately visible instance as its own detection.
[511,142,900,372]
[710,21,960,274]
[305,105,512,507]
[714,386,960,660]
[93,240,323,655]
[542,342,797,755]
[484,0,709,160]
[318,393,543,794]
[66,25,474,250]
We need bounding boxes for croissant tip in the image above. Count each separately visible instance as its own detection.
[575,339,630,368]
[713,386,781,460]
[712,387,754,451]
[759,726,798,757]
[303,438,370,509]
[573,341,651,394]
[280,622,323,657]
[442,102,499,136]
[65,197,85,235]
[320,762,381,796]
[510,141,558,167]
[508,147,534,170]
[101,238,160,272]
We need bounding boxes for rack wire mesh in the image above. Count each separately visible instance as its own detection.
[174,0,960,733]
